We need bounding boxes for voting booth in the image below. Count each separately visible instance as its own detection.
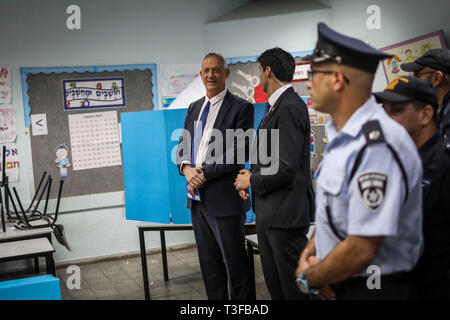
[121,104,266,224]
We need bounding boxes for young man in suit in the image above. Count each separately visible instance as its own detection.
[234,47,314,299]
[176,53,254,300]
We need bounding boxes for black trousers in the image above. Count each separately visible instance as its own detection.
[256,223,309,300]
[191,204,252,300]
[409,258,450,299]
[331,273,412,300]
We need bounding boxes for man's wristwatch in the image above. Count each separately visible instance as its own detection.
[296,272,319,294]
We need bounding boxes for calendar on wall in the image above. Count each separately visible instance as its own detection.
[68,110,122,171]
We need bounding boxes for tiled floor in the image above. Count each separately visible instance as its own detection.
[54,246,270,300]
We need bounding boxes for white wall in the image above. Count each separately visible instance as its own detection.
[1,0,449,269]
[318,0,450,90]
[203,8,332,57]
[205,0,450,90]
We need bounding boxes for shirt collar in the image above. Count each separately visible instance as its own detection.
[326,96,379,143]
[268,84,292,107]
[205,88,227,107]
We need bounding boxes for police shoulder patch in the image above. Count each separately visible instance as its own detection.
[357,172,388,211]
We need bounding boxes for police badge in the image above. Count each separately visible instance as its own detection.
[357,172,388,210]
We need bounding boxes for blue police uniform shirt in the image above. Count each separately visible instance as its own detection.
[315,96,424,276]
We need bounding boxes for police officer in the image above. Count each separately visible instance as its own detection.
[295,23,424,300]
[374,76,450,299]
[400,48,450,148]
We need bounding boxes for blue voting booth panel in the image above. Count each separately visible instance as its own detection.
[122,105,266,224]
[122,110,173,223]
[164,109,192,224]
[244,102,266,223]
[254,103,265,127]
[0,275,61,300]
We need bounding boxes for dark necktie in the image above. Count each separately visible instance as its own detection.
[258,102,271,129]
[191,101,211,164]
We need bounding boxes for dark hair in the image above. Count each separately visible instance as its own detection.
[257,47,295,82]
[444,72,450,84]
[203,52,228,69]
[413,100,438,124]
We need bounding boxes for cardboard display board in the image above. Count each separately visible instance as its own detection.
[20,64,157,199]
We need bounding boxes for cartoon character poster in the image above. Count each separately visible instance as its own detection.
[380,30,446,84]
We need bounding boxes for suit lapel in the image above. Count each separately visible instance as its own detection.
[189,97,205,135]
[262,87,293,126]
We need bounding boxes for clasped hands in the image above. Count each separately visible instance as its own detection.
[183,165,206,196]
[296,249,336,300]
[234,169,251,200]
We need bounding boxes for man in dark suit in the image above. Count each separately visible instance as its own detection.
[235,47,314,300]
[176,53,254,300]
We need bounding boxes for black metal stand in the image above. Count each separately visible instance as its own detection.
[1,145,7,232]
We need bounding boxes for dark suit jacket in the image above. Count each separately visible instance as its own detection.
[250,87,314,228]
[176,90,254,217]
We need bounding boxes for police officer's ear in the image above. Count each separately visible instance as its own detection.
[332,70,347,91]
[418,104,435,126]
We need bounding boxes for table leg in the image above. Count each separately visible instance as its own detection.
[160,230,169,282]
[34,257,40,274]
[46,254,55,276]
[139,229,150,300]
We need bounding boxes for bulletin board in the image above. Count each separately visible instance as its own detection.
[225,50,313,103]
[20,64,158,199]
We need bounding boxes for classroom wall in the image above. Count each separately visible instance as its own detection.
[0,0,247,270]
[205,0,450,91]
[203,7,332,58]
[1,0,449,270]
[318,0,450,91]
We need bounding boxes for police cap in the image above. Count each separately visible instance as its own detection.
[373,76,438,110]
[401,48,450,74]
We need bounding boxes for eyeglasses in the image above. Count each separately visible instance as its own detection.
[308,70,350,84]
[413,71,435,78]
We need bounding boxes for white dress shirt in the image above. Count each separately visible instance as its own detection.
[181,88,227,172]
